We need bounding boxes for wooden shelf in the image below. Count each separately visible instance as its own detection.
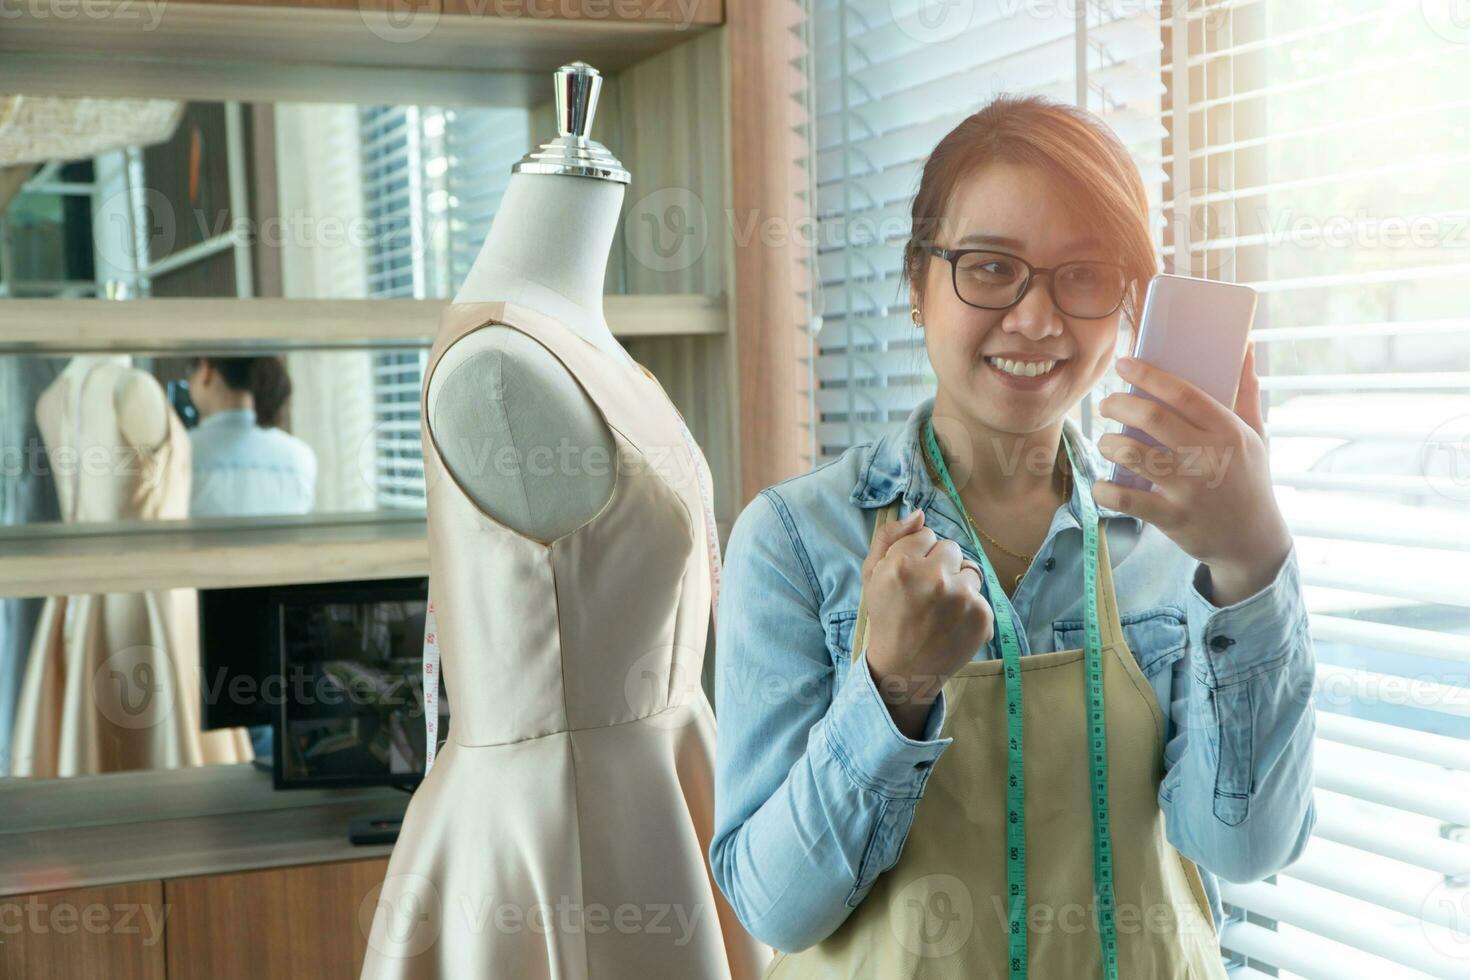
[0,762,403,898]
[0,513,427,598]
[0,295,728,354]
[0,0,722,105]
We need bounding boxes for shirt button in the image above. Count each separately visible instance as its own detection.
[1209,635,1236,652]
[1043,557,1056,571]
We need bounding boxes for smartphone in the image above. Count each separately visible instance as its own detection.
[1107,274,1258,492]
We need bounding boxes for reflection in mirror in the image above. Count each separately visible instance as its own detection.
[0,94,546,779]
[3,584,256,780]
[0,350,427,530]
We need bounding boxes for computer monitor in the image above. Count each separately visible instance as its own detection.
[268,577,446,790]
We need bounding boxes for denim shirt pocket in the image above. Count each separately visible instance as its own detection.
[1052,604,1188,681]
[825,608,860,670]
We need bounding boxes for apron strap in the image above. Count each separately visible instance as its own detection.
[849,501,901,674]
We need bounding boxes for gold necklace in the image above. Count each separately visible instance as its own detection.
[923,442,1073,590]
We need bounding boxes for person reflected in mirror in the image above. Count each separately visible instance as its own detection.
[185,355,317,520]
[187,355,318,762]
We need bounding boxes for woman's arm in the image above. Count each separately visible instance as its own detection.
[709,489,953,953]
[1158,539,1318,883]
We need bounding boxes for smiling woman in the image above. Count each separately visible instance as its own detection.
[709,94,1318,980]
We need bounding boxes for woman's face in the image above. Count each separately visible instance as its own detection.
[917,161,1128,437]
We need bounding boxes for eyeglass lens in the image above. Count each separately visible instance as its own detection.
[952,251,1124,317]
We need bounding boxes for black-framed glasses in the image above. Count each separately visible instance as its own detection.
[925,246,1127,319]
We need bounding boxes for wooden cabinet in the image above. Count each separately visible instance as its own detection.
[1,881,167,980]
[165,858,390,980]
[2,859,391,980]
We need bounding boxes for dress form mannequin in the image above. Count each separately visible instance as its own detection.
[36,354,170,520]
[428,62,632,544]
[14,352,255,776]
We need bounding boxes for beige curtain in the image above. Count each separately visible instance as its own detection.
[273,104,378,513]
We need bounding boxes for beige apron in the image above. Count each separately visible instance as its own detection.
[766,501,1228,980]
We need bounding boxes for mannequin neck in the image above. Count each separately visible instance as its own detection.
[455,173,626,359]
[65,353,130,376]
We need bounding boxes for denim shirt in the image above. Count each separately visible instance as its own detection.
[709,394,1318,956]
[189,408,317,518]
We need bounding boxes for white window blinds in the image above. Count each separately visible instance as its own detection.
[357,104,531,509]
[810,0,1165,462]
[1162,2,1470,976]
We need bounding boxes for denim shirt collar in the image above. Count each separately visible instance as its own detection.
[197,408,258,432]
[847,394,1144,534]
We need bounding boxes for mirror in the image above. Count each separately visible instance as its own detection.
[0,93,567,779]
[1,350,424,530]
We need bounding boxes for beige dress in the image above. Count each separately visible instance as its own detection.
[9,360,252,778]
[765,501,1228,979]
[358,302,771,980]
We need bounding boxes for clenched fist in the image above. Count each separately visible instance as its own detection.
[860,508,994,740]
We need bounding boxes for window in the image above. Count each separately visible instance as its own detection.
[810,0,1163,464]
[812,0,1470,974]
[357,104,532,509]
[1165,2,1470,975]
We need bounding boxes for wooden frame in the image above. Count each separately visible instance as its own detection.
[727,0,814,503]
[0,0,722,106]
[0,514,428,598]
[0,294,727,353]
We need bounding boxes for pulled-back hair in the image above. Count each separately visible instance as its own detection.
[901,93,1158,330]
[194,356,293,428]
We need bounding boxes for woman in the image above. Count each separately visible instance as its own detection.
[185,355,317,519]
[187,354,317,762]
[709,95,1317,978]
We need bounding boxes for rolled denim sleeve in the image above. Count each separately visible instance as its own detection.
[709,490,953,953]
[1158,538,1318,883]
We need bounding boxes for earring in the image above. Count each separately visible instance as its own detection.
[910,307,923,328]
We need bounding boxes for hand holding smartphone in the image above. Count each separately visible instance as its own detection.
[1107,274,1258,492]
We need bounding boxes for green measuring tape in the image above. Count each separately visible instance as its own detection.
[921,417,1118,980]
